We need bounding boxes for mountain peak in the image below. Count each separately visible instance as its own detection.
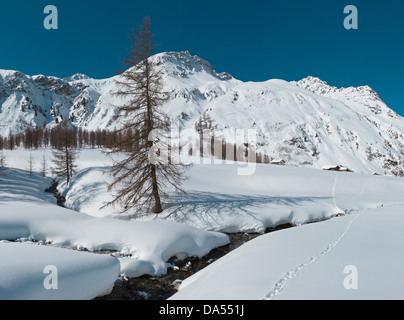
[151,51,233,81]
[301,76,329,85]
[292,76,337,95]
[64,73,91,82]
[293,76,383,102]
[0,69,26,80]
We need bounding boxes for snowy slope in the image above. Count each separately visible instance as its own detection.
[6,148,404,235]
[0,70,80,132]
[33,147,403,234]
[0,165,229,300]
[171,204,404,300]
[1,51,404,176]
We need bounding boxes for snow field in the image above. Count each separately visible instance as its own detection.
[0,154,229,299]
[171,204,404,300]
[2,147,404,299]
[52,149,404,234]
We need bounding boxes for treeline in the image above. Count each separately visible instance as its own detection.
[0,125,271,164]
[0,127,122,150]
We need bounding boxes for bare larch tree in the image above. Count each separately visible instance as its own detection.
[26,152,35,178]
[0,151,6,176]
[51,119,79,186]
[104,17,187,214]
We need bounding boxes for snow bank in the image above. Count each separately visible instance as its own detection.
[0,200,228,277]
[0,168,229,281]
[171,204,404,300]
[0,242,119,300]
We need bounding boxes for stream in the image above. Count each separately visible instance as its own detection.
[44,179,292,300]
[96,224,293,300]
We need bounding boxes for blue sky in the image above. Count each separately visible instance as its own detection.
[0,0,403,114]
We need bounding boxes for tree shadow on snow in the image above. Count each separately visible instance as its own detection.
[0,168,53,204]
[160,192,333,231]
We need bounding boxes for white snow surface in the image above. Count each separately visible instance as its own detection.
[2,148,404,299]
[0,242,119,300]
[2,52,404,300]
[0,156,229,299]
[6,148,404,234]
[41,148,404,234]
[171,204,404,300]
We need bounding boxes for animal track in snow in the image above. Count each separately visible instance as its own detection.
[263,210,365,300]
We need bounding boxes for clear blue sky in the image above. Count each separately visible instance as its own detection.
[0,0,403,114]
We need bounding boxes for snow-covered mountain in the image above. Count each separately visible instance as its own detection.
[1,51,404,176]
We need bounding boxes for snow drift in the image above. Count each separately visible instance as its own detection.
[0,166,229,299]
[0,242,119,300]
[171,204,404,300]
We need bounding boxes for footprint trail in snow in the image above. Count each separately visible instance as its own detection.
[263,209,365,300]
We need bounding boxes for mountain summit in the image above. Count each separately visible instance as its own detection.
[0,51,403,176]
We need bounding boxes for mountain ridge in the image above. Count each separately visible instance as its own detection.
[0,51,404,176]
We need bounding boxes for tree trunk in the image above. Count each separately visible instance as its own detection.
[65,143,70,186]
[151,164,162,213]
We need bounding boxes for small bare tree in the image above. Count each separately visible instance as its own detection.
[41,151,48,177]
[26,152,35,178]
[51,119,79,186]
[0,151,6,175]
[104,17,188,214]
